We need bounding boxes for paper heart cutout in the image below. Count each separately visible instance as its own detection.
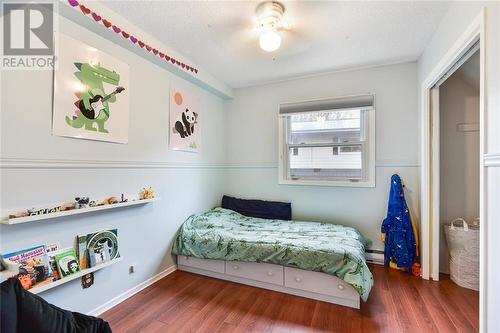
[186,66,190,71]
[159,52,164,59]
[122,31,130,38]
[80,5,90,14]
[112,25,121,33]
[145,45,152,51]
[175,60,180,65]
[152,49,158,55]
[138,41,145,48]
[165,55,171,61]
[170,58,176,64]
[194,69,198,74]
[181,63,185,68]
[92,12,101,22]
[130,36,138,44]
[102,19,112,28]
[68,0,79,7]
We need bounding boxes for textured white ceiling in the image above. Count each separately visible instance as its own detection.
[105,1,451,88]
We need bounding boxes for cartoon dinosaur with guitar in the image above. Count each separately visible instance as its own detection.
[66,62,125,133]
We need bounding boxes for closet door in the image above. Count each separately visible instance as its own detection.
[430,86,440,281]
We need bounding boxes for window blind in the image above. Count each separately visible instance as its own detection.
[279,94,374,115]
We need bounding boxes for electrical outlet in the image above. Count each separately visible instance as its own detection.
[129,265,135,274]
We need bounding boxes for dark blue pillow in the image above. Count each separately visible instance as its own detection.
[221,195,291,220]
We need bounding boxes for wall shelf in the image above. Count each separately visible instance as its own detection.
[456,122,479,132]
[30,257,123,294]
[2,198,159,225]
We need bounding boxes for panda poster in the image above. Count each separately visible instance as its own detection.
[169,88,200,152]
[52,34,130,144]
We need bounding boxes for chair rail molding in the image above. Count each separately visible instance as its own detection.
[0,158,421,169]
[0,158,227,169]
[484,153,500,167]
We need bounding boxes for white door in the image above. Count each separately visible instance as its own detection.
[430,87,440,281]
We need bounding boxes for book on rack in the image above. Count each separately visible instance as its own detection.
[76,229,120,268]
[55,249,80,278]
[2,245,53,290]
[46,243,61,281]
[76,235,89,269]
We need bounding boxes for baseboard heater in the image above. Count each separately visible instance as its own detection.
[365,249,384,265]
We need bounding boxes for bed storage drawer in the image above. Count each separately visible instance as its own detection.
[225,261,283,286]
[177,256,225,274]
[284,267,359,299]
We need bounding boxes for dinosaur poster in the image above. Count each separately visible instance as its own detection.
[169,88,200,152]
[52,34,130,143]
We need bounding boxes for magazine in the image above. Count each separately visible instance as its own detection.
[3,245,53,290]
[55,249,80,278]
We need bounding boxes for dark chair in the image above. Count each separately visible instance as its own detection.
[1,277,112,333]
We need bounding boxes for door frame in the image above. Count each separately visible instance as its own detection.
[420,8,486,330]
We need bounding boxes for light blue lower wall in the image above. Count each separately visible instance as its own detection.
[0,166,225,314]
[0,13,227,314]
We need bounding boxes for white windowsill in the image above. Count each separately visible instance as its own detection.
[278,178,375,188]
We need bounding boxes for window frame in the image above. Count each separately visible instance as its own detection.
[278,101,376,188]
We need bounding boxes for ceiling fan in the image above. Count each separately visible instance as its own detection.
[256,1,286,52]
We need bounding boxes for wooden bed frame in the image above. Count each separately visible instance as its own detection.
[177,255,360,309]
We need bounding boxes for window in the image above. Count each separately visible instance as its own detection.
[278,95,375,187]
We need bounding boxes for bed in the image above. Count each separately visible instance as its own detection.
[172,207,373,308]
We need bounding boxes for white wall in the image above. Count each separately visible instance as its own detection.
[417,1,500,331]
[224,63,420,252]
[0,14,226,314]
[439,66,479,274]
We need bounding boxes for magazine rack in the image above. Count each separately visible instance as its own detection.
[30,257,123,294]
[3,198,159,225]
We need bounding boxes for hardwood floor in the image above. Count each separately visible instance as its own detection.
[101,265,479,332]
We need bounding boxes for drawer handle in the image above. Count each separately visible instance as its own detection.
[267,271,274,276]
[338,284,345,290]
[294,277,302,282]
[232,265,239,270]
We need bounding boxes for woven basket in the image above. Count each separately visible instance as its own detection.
[443,218,479,291]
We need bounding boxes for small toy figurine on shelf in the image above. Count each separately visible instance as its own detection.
[8,210,30,219]
[60,202,76,211]
[100,197,118,205]
[120,194,128,203]
[140,187,155,200]
[75,197,90,209]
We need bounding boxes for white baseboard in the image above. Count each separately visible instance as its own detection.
[87,264,177,317]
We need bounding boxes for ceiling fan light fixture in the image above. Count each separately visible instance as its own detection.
[259,29,281,52]
[256,1,285,52]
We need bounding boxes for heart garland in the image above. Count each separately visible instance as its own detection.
[91,12,101,22]
[80,5,90,15]
[66,0,198,75]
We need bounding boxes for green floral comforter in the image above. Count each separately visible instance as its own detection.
[172,208,373,301]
